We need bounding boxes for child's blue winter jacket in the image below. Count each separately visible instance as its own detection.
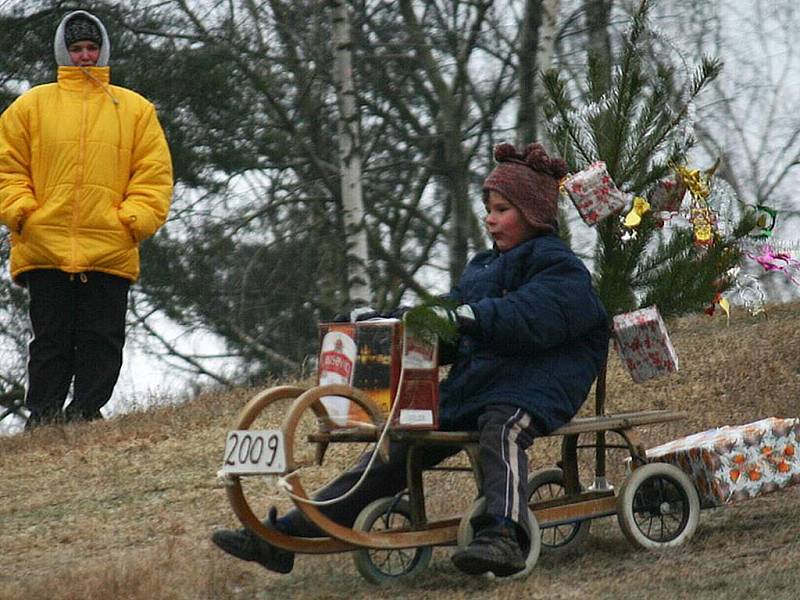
[439,233,609,433]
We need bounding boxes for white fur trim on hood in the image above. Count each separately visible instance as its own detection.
[53,10,111,67]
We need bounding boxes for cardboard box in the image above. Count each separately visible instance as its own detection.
[317,319,439,430]
[646,417,800,507]
[612,305,679,383]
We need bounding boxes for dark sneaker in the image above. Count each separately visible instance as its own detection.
[451,527,526,578]
[211,527,294,574]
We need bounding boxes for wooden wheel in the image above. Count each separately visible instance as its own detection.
[282,385,460,549]
[280,384,388,472]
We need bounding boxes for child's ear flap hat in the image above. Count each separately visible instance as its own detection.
[482,142,568,234]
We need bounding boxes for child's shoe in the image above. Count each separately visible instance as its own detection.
[451,523,526,577]
[211,527,295,574]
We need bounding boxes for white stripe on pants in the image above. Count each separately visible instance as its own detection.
[477,405,540,543]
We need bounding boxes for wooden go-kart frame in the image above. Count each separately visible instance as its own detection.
[220,367,698,584]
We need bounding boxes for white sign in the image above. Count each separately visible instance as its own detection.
[399,409,434,426]
[221,430,286,475]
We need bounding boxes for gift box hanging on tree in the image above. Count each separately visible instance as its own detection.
[649,175,687,214]
[612,305,679,383]
[562,161,628,225]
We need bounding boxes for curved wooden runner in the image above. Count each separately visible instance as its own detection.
[225,385,353,553]
[280,384,390,471]
[284,471,461,549]
[279,385,460,550]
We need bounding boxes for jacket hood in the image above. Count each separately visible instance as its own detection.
[54,11,111,67]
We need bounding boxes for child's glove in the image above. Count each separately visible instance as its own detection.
[430,305,479,335]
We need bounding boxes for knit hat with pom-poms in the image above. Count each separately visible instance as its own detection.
[482,142,568,234]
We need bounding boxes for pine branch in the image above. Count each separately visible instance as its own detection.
[638,57,721,169]
[619,67,675,187]
[601,0,651,177]
[542,69,597,166]
[403,298,460,344]
[633,228,695,286]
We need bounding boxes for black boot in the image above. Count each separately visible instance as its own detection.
[211,527,294,574]
[451,522,526,577]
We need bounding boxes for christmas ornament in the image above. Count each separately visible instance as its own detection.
[727,267,767,317]
[649,175,687,213]
[623,196,651,228]
[562,161,628,225]
[747,245,800,286]
[749,205,778,239]
[674,163,718,247]
[704,292,731,325]
[612,306,679,383]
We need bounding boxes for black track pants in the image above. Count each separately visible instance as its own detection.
[280,404,540,544]
[24,269,130,421]
[474,405,540,544]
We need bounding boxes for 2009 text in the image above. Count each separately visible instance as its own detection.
[221,430,285,475]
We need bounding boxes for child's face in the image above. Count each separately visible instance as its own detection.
[483,191,537,251]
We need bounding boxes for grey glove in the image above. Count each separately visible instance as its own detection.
[431,304,478,334]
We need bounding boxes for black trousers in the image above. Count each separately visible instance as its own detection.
[280,405,541,545]
[24,269,130,423]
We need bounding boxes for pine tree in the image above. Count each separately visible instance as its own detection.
[543,0,755,320]
[540,1,758,485]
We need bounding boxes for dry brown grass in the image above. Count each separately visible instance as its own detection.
[2,303,799,600]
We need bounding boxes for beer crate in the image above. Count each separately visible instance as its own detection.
[317,319,439,430]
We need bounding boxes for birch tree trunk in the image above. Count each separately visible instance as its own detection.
[517,0,560,146]
[331,0,372,306]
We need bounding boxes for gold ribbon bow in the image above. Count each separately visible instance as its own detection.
[623,196,651,228]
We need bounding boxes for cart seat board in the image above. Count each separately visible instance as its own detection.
[306,409,685,445]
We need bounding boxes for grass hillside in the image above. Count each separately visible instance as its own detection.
[1,302,799,600]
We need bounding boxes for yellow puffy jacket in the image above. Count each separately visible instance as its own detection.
[0,66,173,282]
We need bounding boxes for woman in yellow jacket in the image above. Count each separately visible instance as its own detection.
[0,10,173,428]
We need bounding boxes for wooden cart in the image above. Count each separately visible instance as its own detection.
[218,362,700,584]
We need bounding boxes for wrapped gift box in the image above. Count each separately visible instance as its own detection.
[646,417,800,508]
[317,319,439,430]
[612,305,679,383]
[563,161,628,225]
[649,176,687,213]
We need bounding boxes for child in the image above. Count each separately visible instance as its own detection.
[211,142,609,578]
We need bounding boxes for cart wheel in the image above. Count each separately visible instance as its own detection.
[527,468,591,556]
[456,497,541,580]
[617,462,700,550]
[352,497,433,585]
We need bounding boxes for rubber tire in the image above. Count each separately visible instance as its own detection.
[617,462,700,550]
[352,497,433,585]
[527,468,591,556]
[456,497,541,580]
